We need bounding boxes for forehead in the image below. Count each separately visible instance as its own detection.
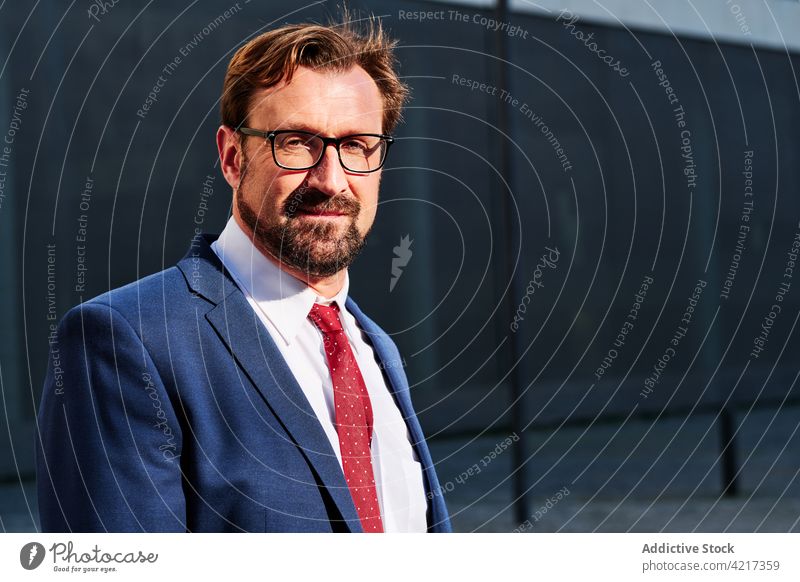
[247,65,384,134]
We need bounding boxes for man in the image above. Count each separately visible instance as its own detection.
[36,18,451,533]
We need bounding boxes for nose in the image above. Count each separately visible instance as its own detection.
[304,143,348,197]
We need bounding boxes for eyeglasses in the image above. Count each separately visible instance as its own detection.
[237,127,393,174]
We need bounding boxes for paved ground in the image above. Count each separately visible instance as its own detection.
[430,409,800,532]
[447,498,800,533]
[3,479,797,533]
[0,480,37,533]
[4,409,797,532]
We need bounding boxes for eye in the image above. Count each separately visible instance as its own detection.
[277,133,314,150]
[340,138,370,154]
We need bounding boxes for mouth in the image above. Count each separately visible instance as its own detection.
[295,208,349,218]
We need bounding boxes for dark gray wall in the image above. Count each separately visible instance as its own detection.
[1,0,799,530]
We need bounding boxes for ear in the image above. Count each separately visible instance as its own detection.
[216,125,243,189]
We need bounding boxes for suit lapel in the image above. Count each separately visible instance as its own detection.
[345,297,450,531]
[345,298,422,441]
[178,236,362,532]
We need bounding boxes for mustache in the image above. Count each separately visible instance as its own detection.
[283,188,360,217]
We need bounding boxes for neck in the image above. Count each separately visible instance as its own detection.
[263,252,346,299]
[234,215,346,299]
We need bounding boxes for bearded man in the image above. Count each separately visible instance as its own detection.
[36,17,451,534]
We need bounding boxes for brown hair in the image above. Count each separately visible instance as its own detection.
[221,14,408,134]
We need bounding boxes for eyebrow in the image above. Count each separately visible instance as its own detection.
[274,123,382,136]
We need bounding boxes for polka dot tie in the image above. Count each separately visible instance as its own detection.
[308,302,384,533]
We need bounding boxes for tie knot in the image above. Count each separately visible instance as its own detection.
[308,302,344,333]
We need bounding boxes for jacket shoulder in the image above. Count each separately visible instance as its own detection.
[66,266,190,324]
[85,267,191,312]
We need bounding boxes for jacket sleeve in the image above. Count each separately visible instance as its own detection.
[36,302,187,532]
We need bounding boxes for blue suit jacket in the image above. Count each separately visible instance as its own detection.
[36,235,451,533]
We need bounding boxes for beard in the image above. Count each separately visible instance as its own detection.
[236,168,369,278]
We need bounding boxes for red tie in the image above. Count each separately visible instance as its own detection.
[307,302,384,533]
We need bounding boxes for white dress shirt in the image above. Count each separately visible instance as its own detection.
[211,217,427,532]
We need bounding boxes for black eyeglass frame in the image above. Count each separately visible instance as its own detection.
[237,127,394,174]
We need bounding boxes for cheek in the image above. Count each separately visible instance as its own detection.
[360,201,378,227]
[244,167,301,209]
[355,193,378,234]
[352,177,381,220]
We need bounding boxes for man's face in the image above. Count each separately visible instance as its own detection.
[231,65,384,278]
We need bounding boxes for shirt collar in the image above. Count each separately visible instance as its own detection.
[212,217,354,348]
